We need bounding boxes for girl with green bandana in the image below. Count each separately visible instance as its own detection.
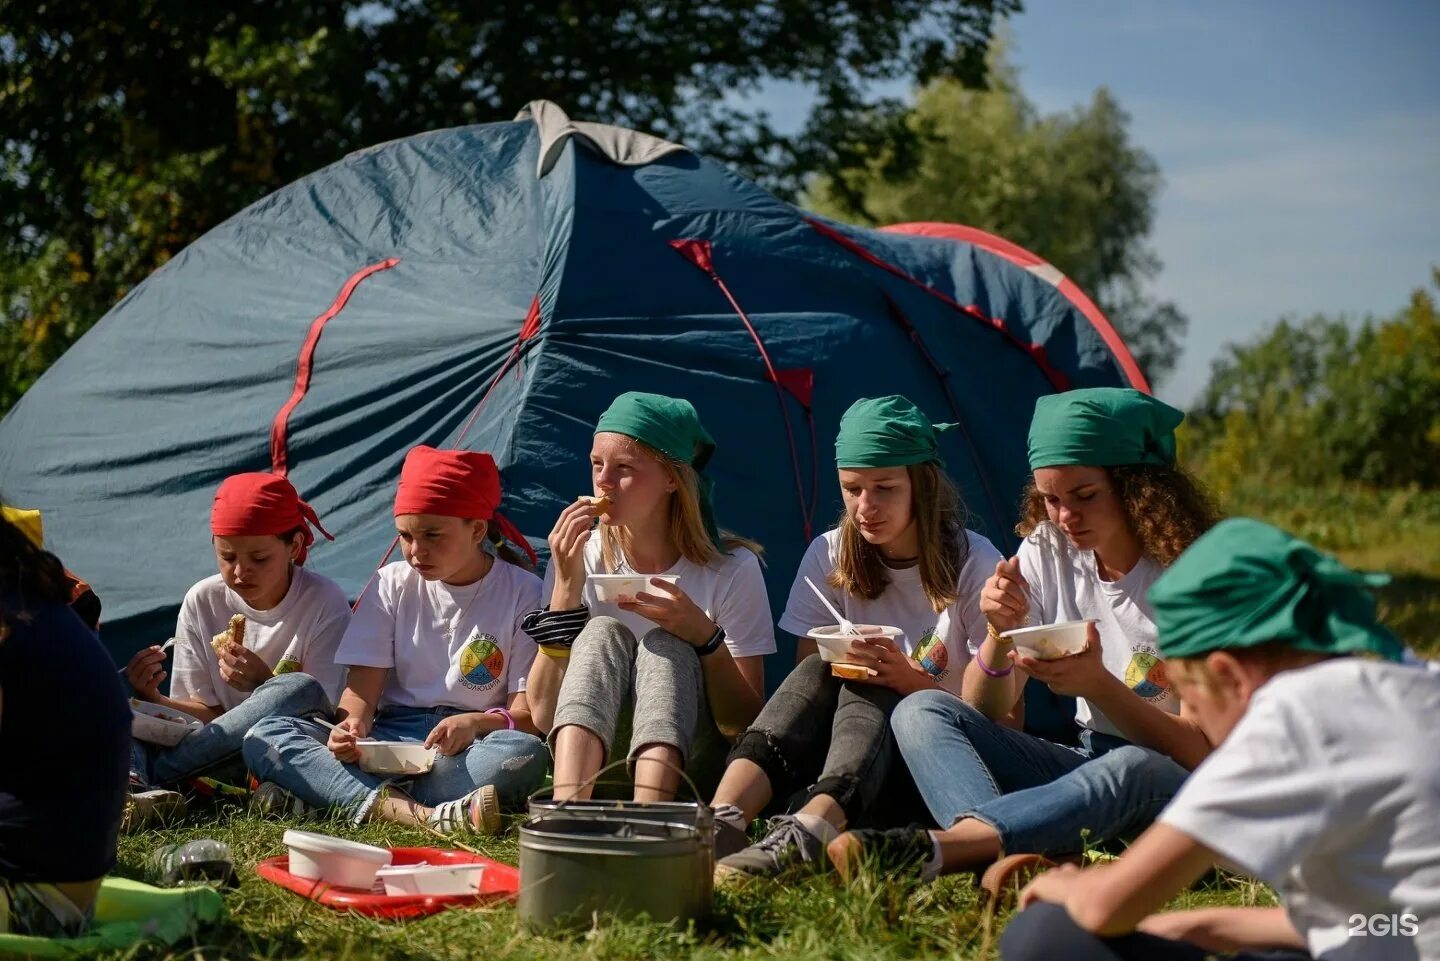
[707,396,1002,883]
[1003,518,1438,961]
[523,392,775,802]
[830,387,1221,890]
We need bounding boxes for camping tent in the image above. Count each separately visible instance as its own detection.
[0,103,1147,697]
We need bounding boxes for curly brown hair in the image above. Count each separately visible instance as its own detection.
[1016,463,1222,567]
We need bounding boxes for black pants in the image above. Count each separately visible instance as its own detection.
[1001,903,1314,961]
[727,654,928,825]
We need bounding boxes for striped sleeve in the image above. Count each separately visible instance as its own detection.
[520,605,589,648]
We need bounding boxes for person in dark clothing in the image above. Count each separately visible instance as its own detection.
[0,507,131,937]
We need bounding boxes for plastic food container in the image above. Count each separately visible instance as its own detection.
[375,862,487,896]
[1001,620,1093,660]
[805,624,905,664]
[355,741,437,776]
[130,699,205,746]
[283,830,393,890]
[587,573,680,603]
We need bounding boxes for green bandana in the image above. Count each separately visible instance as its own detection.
[1027,387,1184,470]
[594,392,722,548]
[834,395,956,468]
[1151,518,1402,662]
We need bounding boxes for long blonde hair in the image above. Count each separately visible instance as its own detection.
[598,438,762,571]
[827,461,967,613]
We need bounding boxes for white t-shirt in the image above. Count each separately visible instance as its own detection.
[170,567,351,712]
[339,559,543,712]
[777,528,1000,695]
[1015,522,1176,737]
[1161,659,1440,961]
[541,537,777,659]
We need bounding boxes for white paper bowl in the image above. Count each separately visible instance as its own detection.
[130,699,204,747]
[355,740,437,776]
[284,829,393,889]
[375,862,487,896]
[806,624,905,663]
[587,573,680,603]
[1001,620,1093,660]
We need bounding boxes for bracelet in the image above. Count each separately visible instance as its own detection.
[539,644,571,659]
[485,707,516,730]
[976,655,1014,678]
[695,626,727,657]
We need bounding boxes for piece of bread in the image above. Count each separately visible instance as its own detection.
[585,495,612,514]
[211,614,246,654]
[830,662,871,681]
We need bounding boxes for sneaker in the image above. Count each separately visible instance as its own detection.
[713,817,750,862]
[121,789,187,832]
[428,784,501,836]
[249,781,313,819]
[827,827,936,881]
[714,814,827,883]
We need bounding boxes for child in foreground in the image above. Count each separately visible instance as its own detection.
[1002,518,1439,961]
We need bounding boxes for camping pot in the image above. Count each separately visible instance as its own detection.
[517,812,712,930]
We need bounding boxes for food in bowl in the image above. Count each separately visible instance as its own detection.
[587,573,681,604]
[283,829,393,889]
[211,613,247,654]
[130,699,204,747]
[375,862,487,896]
[806,624,905,664]
[1000,620,1092,660]
[355,740,437,776]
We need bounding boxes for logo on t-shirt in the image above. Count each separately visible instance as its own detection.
[1124,643,1171,702]
[457,632,505,692]
[912,630,949,679]
[274,656,302,675]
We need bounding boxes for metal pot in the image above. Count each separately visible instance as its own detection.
[517,811,713,931]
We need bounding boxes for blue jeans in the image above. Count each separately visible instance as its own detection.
[131,672,333,789]
[1002,903,1313,961]
[892,689,1188,857]
[243,705,548,824]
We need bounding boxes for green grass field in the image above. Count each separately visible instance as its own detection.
[89,485,1433,959]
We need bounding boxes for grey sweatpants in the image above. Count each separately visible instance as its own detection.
[550,615,727,798]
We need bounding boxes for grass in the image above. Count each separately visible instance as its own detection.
[78,483,1433,959]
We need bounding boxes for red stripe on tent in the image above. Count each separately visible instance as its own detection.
[804,218,1071,391]
[881,221,1151,394]
[671,239,817,542]
[270,257,400,477]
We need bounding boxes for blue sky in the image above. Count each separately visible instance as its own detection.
[754,0,1440,405]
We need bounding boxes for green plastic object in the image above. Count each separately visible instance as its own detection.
[0,877,224,957]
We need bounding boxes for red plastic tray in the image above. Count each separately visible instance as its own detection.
[255,845,519,919]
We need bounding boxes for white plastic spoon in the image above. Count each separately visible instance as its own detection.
[804,575,861,638]
[119,636,177,674]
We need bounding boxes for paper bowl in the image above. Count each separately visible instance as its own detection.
[806,624,905,663]
[1001,620,1092,660]
[283,829,393,890]
[130,699,204,747]
[356,740,437,776]
[375,862,487,896]
[588,573,680,603]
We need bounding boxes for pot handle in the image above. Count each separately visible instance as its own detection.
[533,756,707,811]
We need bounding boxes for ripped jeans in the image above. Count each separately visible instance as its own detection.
[725,654,925,826]
[243,705,548,824]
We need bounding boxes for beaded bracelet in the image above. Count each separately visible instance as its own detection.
[485,706,516,730]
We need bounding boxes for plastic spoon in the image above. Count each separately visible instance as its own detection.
[804,576,861,639]
[119,636,177,674]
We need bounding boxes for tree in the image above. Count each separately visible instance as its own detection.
[1187,269,1440,492]
[0,0,1019,412]
[805,51,1187,385]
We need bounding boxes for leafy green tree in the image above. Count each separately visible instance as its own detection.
[1188,269,1440,492]
[0,0,1018,412]
[806,52,1186,385]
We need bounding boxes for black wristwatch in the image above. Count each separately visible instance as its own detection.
[696,626,727,657]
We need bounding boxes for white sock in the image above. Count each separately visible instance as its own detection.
[793,812,840,847]
[919,832,944,882]
[713,802,747,833]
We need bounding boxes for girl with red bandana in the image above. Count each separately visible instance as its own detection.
[243,447,548,834]
[122,473,349,820]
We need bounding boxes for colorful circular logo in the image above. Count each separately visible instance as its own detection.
[1124,651,1170,700]
[274,657,302,675]
[912,630,948,677]
[458,634,505,691]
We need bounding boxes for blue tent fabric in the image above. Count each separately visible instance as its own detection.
[0,105,1140,723]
